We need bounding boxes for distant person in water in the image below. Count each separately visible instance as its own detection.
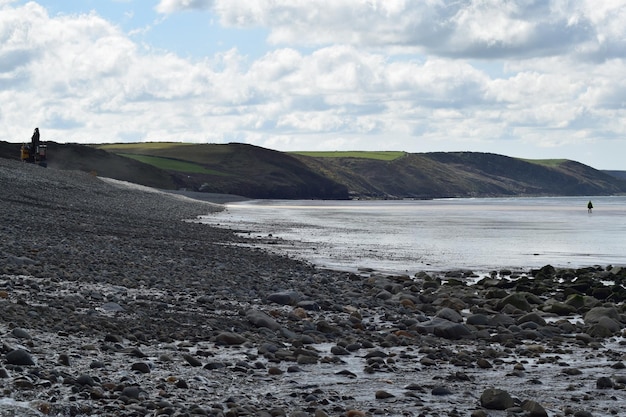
[587,200,593,213]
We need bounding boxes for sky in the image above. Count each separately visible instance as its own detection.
[2,1,626,169]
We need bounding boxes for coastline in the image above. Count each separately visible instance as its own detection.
[1,158,625,417]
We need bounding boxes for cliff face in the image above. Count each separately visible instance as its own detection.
[294,152,626,198]
[2,141,625,199]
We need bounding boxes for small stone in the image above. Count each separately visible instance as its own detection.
[522,400,548,417]
[431,386,452,396]
[268,367,284,375]
[76,374,96,386]
[13,377,34,389]
[182,354,203,367]
[477,358,492,369]
[121,386,143,400]
[215,332,246,345]
[58,354,71,366]
[131,362,151,374]
[330,345,350,355]
[11,328,32,339]
[375,390,395,399]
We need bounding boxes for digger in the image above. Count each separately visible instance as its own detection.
[21,127,47,167]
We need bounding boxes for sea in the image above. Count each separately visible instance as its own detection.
[198,195,626,276]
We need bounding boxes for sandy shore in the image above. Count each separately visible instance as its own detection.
[1,158,625,417]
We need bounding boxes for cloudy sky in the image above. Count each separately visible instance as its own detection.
[2,1,626,169]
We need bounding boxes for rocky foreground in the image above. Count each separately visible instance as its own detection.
[1,158,625,417]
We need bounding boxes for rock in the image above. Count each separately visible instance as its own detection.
[522,400,548,417]
[58,354,71,366]
[416,317,472,340]
[545,302,577,315]
[267,291,300,305]
[6,349,35,366]
[246,309,282,331]
[296,300,320,311]
[11,328,32,339]
[584,306,620,324]
[330,345,350,355]
[477,358,492,369]
[480,388,514,410]
[435,307,463,323]
[75,374,96,386]
[131,362,151,373]
[296,354,318,365]
[467,314,490,326]
[564,293,585,309]
[517,312,546,326]
[596,376,614,389]
[375,390,395,399]
[99,302,125,312]
[215,332,246,345]
[121,386,144,400]
[431,386,452,395]
[587,317,621,337]
[496,293,532,312]
[182,354,203,367]
[103,334,123,343]
[6,255,36,266]
[267,366,284,375]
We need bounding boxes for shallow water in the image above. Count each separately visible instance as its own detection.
[200,196,626,275]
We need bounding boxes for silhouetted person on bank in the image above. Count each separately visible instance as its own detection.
[32,127,40,151]
[587,200,593,213]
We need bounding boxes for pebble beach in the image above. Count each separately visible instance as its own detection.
[1,157,625,417]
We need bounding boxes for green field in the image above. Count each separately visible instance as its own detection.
[292,151,406,161]
[520,158,568,167]
[98,142,196,152]
[119,153,226,175]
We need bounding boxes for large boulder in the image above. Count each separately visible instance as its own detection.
[480,388,514,410]
[584,306,621,325]
[416,317,472,340]
[6,349,35,366]
[586,316,622,337]
[496,293,532,312]
[246,309,282,331]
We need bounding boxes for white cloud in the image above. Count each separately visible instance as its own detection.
[155,0,215,14]
[3,1,626,168]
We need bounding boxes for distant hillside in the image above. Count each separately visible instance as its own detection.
[604,170,626,180]
[0,141,349,199]
[292,151,626,198]
[1,141,625,199]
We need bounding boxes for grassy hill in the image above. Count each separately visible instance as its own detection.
[1,140,625,199]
